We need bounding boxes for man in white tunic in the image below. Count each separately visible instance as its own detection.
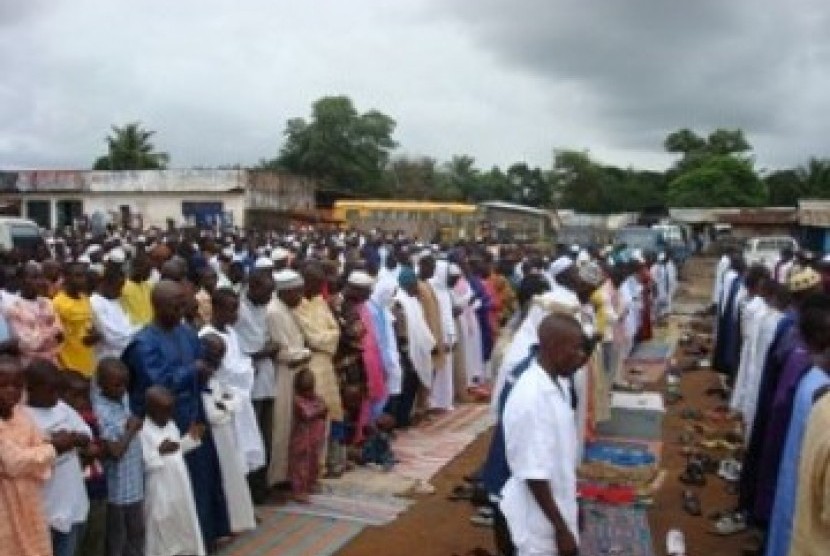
[500,313,587,556]
[429,260,457,411]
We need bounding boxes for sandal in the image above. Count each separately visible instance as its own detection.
[711,512,747,535]
[679,463,706,486]
[667,528,687,556]
[448,484,474,501]
[682,490,702,516]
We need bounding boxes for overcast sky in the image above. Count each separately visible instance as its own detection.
[2,0,829,172]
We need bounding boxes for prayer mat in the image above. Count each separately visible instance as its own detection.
[277,490,413,526]
[320,466,421,497]
[580,501,655,556]
[218,510,363,556]
[623,359,669,384]
[627,340,675,363]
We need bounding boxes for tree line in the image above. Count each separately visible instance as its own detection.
[93,96,830,213]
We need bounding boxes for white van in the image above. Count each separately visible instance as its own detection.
[743,236,798,270]
[0,217,47,255]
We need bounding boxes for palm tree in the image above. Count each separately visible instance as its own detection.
[93,122,170,170]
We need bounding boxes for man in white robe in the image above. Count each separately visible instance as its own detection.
[429,260,457,411]
[500,313,587,556]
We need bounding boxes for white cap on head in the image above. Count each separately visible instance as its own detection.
[271,247,290,261]
[448,263,462,277]
[254,256,274,270]
[221,246,234,258]
[347,270,376,288]
[549,256,574,278]
[105,247,126,264]
[274,269,304,291]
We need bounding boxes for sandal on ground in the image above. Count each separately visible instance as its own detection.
[682,490,702,516]
[448,484,474,501]
[711,512,747,535]
[667,529,687,556]
[679,464,706,487]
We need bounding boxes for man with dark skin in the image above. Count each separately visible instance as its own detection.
[501,313,587,556]
[123,280,230,551]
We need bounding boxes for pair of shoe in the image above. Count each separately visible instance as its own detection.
[682,490,702,516]
[711,510,747,535]
[717,458,742,483]
[679,460,706,486]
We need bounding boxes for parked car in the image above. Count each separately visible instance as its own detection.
[613,226,666,254]
[743,236,799,270]
[0,217,47,256]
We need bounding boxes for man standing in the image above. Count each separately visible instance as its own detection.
[267,269,310,486]
[500,313,586,556]
[123,280,230,552]
[233,269,278,501]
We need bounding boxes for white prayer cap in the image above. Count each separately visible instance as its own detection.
[549,256,574,278]
[85,244,102,255]
[576,250,591,265]
[136,235,147,243]
[271,247,290,261]
[89,262,105,276]
[658,252,667,262]
[231,253,246,263]
[347,270,376,289]
[631,249,646,264]
[570,244,580,253]
[254,256,274,270]
[274,269,304,291]
[105,247,126,264]
[448,263,462,277]
[822,253,830,263]
[221,246,234,258]
[77,255,91,264]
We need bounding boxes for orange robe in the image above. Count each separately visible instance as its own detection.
[0,405,56,556]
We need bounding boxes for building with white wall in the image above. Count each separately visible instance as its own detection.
[0,169,316,230]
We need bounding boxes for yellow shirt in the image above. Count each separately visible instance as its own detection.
[52,291,95,376]
[120,279,153,326]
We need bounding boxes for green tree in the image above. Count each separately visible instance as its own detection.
[268,96,397,196]
[765,169,804,206]
[93,122,169,170]
[383,157,440,200]
[443,155,480,201]
[797,158,830,199]
[553,150,623,213]
[505,162,553,206]
[667,156,766,207]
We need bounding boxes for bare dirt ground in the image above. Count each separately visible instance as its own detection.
[336,256,758,556]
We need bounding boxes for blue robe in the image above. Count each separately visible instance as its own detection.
[739,312,796,516]
[712,276,742,377]
[765,367,830,556]
[124,323,230,549]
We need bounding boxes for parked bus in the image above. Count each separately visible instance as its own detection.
[332,200,479,241]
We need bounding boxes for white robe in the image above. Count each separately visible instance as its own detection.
[140,420,205,556]
[500,362,579,555]
[90,293,139,361]
[198,325,265,472]
[742,307,782,441]
[202,381,256,533]
[731,296,767,416]
[453,277,484,387]
[429,261,457,410]
[395,290,436,388]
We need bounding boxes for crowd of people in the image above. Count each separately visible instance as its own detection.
[710,245,830,556]
[0,225,681,556]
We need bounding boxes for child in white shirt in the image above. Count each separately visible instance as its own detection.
[200,333,256,533]
[24,359,92,556]
[140,386,206,556]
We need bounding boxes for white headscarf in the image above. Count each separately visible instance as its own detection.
[429,260,456,343]
[394,289,436,387]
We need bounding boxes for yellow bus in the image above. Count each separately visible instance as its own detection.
[332,200,479,241]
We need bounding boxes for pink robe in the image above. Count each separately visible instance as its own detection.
[0,405,56,556]
[288,395,327,496]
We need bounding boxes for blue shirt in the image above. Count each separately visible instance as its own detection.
[94,393,144,505]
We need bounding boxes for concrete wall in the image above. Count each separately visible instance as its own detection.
[18,192,246,229]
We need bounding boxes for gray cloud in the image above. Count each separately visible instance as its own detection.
[1,0,830,173]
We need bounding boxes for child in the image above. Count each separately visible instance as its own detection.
[62,370,107,556]
[289,369,328,503]
[25,358,92,556]
[199,288,265,472]
[199,333,256,533]
[0,355,56,556]
[140,385,206,556]
[360,413,397,471]
[93,358,145,556]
